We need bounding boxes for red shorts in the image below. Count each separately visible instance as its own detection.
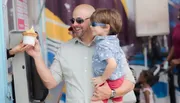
[102,77,124,103]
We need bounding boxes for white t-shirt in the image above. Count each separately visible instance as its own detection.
[139,87,154,103]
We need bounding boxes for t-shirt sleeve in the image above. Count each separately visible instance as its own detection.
[96,44,114,61]
[7,48,15,59]
[50,47,63,84]
[143,88,151,92]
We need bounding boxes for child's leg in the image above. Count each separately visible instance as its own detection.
[111,96,123,103]
[91,99,108,103]
[112,101,123,103]
[102,99,108,103]
[107,77,124,103]
[91,100,104,103]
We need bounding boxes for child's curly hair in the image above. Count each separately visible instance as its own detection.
[141,70,155,86]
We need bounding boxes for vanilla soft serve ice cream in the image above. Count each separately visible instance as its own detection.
[22,27,37,46]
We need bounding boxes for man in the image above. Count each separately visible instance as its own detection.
[26,4,135,103]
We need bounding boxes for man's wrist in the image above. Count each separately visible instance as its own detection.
[177,59,180,64]
[101,76,106,82]
[34,54,43,60]
[110,89,116,99]
[9,49,16,55]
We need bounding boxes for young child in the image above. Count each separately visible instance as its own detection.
[138,70,155,103]
[90,8,130,103]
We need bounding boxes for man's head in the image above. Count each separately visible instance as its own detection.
[90,8,122,36]
[71,4,95,39]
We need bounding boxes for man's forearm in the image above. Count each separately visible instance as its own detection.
[177,58,180,63]
[115,79,135,97]
[114,60,135,97]
[92,61,135,101]
[34,56,57,89]
[166,46,174,62]
[92,79,135,101]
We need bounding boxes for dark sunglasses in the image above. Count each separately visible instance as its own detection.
[70,17,89,24]
[91,22,106,27]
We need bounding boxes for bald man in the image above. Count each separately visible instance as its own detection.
[26,4,135,103]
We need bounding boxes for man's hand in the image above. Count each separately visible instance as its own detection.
[167,59,180,71]
[171,59,180,67]
[92,76,105,87]
[26,39,41,58]
[91,82,111,101]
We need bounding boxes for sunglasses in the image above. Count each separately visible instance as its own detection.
[70,17,89,24]
[91,22,106,27]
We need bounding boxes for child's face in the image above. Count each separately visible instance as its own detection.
[138,72,146,83]
[90,22,108,36]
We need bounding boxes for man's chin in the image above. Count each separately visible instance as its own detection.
[76,33,84,38]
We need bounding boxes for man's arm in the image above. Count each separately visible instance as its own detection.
[166,46,174,62]
[92,60,135,100]
[115,63,135,97]
[26,40,63,89]
[92,80,134,101]
[34,56,59,89]
[114,80,135,97]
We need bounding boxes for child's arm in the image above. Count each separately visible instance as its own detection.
[92,58,117,87]
[92,42,117,87]
[102,58,117,81]
[143,90,150,103]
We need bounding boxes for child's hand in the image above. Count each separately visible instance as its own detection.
[92,76,105,87]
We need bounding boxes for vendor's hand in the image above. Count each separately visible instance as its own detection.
[92,76,105,87]
[91,82,111,101]
[10,42,29,55]
[26,39,41,58]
